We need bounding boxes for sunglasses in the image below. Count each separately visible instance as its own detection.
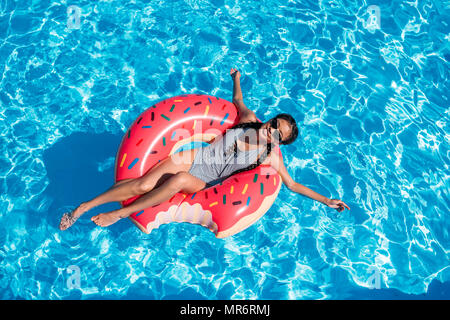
[269,118,283,143]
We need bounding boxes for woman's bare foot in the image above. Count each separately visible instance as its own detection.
[59,203,90,231]
[91,211,122,227]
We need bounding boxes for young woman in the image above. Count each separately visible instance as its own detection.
[59,68,350,230]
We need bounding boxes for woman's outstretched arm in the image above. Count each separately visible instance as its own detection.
[288,183,329,205]
[269,151,350,212]
[230,68,257,123]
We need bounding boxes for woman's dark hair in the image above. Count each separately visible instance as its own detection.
[275,113,298,145]
[222,113,298,178]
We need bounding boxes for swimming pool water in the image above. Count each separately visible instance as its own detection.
[0,0,449,299]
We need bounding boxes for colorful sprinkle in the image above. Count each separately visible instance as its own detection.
[246,197,251,206]
[142,125,152,129]
[137,117,143,124]
[162,137,166,146]
[203,105,209,116]
[136,210,144,217]
[253,173,258,183]
[194,101,202,105]
[273,177,276,186]
[232,200,242,206]
[266,173,270,179]
[150,150,157,154]
[169,104,175,112]
[136,138,143,146]
[230,185,234,194]
[208,97,212,104]
[161,114,170,121]
[260,183,264,195]
[127,130,131,138]
[220,113,229,125]
[213,187,218,194]
[192,119,197,130]
[209,201,218,207]
[242,183,248,195]
[209,119,214,125]
[184,107,190,114]
[151,112,154,121]
[128,158,139,170]
[221,104,226,110]
[174,100,183,102]
[119,153,127,168]
[223,194,226,204]
[171,131,177,140]
[191,192,197,200]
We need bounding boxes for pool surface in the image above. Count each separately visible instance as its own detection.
[0,0,449,299]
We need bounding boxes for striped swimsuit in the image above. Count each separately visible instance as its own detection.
[188,127,264,187]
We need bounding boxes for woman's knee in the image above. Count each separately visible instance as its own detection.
[134,178,153,194]
[135,172,186,194]
[168,172,191,189]
[172,172,206,193]
[137,171,198,195]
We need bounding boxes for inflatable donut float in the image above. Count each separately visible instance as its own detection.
[114,94,283,238]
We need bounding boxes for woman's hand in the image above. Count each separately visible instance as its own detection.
[326,198,351,212]
[230,68,241,81]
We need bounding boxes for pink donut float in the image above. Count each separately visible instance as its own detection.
[114,94,282,238]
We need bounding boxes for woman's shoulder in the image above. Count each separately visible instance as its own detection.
[238,111,258,124]
[226,126,246,137]
[262,145,282,166]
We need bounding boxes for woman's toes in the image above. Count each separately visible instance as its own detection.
[91,214,101,225]
[93,214,104,225]
[59,220,67,230]
[59,212,76,231]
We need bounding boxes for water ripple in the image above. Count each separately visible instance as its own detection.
[0,0,448,299]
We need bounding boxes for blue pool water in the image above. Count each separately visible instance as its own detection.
[0,0,449,300]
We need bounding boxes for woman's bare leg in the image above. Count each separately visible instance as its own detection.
[112,178,135,187]
[91,171,207,227]
[59,149,198,230]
